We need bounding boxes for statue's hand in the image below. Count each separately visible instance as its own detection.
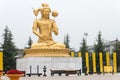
[39,34,48,40]
[39,35,45,39]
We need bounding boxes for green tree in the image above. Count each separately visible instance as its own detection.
[1,26,17,72]
[94,31,105,73]
[64,33,75,54]
[64,33,70,48]
[79,38,88,73]
[113,39,120,71]
[25,36,33,49]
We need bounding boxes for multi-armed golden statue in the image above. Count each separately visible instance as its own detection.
[31,3,65,49]
[24,3,70,57]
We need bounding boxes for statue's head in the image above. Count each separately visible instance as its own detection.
[40,3,51,18]
[33,3,58,18]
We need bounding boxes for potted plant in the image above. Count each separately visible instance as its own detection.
[6,70,24,80]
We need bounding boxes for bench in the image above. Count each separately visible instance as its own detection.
[50,69,66,76]
[65,70,80,76]
[50,69,81,76]
[26,65,42,77]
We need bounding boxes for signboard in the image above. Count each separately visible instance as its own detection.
[104,66,112,73]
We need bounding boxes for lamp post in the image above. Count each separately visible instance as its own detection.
[84,32,88,45]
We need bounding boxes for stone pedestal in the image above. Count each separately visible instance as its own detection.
[17,57,82,76]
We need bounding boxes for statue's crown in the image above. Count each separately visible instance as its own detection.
[42,3,49,8]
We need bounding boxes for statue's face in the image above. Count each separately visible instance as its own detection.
[42,8,51,18]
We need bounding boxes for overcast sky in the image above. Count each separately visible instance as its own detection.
[0,0,120,51]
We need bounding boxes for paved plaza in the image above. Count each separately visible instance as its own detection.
[1,73,120,80]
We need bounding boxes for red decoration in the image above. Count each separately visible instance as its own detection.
[6,70,23,80]
[7,70,23,74]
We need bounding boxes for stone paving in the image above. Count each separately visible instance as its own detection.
[1,73,120,80]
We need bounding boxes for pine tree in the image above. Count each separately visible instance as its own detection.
[25,36,33,49]
[79,38,88,73]
[64,33,70,48]
[114,39,120,52]
[64,33,75,54]
[94,31,105,73]
[1,26,17,72]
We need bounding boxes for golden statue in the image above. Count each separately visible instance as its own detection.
[24,3,70,57]
[31,3,65,49]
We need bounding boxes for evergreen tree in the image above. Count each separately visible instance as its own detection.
[114,39,120,52]
[64,33,74,54]
[1,26,17,72]
[94,31,105,73]
[79,38,88,73]
[64,33,70,48]
[25,36,33,49]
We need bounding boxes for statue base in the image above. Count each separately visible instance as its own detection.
[24,48,70,57]
[17,57,82,76]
